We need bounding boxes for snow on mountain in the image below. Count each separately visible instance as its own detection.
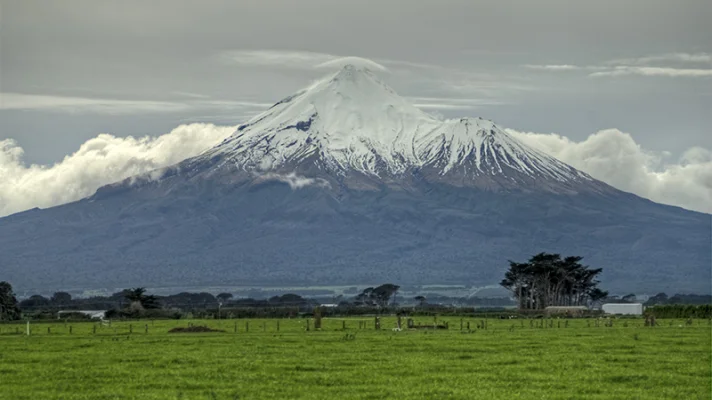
[199,65,593,189]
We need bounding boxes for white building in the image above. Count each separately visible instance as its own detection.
[601,303,643,315]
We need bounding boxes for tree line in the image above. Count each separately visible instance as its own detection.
[0,281,406,320]
[3,252,710,320]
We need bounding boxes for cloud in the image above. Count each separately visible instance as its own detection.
[170,91,210,99]
[3,121,708,217]
[507,128,712,214]
[218,50,530,103]
[0,124,235,217]
[255,172,330,189]
[0,93,272,115]
[523,64,583,71]
[409,96,505,110]
[220,50,336,69]
[314,57,389,72]
[589,66,712,78]
[221,50,390,72]
[0,93,189,114]
[525,53,712,78]
[607,52,712,66]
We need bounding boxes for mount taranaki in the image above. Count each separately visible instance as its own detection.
[1,65,709,293]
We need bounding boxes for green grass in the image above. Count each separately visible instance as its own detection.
[0,317,710,399]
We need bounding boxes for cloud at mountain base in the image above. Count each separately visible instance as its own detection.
[508,128,712,214]
[0,124,235,217]
[0,124,709,217]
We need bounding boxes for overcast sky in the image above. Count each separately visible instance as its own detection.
[1,0,711,215]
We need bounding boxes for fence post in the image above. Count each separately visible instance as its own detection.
[314,308,322,330]
[375,317,380,330]
[342,320,346,330]
[69,326,72,335]
[277,321,280,332]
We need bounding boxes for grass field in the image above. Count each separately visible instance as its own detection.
[0,317,710,399]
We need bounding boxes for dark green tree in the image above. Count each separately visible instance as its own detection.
[19,295,51,309]
[0,281,21,320]
[51,292,72,305]
[354,287,375,306]
[216,293,233,303]
[124,287,161,309]
[371,284,400,307]
[268,294,305,305]
[500,253,606,310]
[414,295,426,307]
[646,292,668,305]
[621,293,637,303]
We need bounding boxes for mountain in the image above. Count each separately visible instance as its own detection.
[190,65,602,193]
[1,65,709,294]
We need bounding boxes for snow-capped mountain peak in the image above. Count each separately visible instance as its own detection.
[202,64,593,189]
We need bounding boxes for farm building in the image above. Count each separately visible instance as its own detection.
[601,303,643,315]
[544,306,588,316]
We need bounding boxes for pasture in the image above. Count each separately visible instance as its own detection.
[0,317,710,399]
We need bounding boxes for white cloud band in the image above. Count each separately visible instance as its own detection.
[1,124,709,217]
[0,124,235,217]
[507,128,712,214]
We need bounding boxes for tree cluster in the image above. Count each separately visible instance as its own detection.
[353,284,400,307]
[645,293,712,306]
[500,253,608,310]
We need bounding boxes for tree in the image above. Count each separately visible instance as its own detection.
[588,287,609,306]
[123,288,161,310]
[500,253,606,310]
[621,293,636,303]
[354,287,375,306]
[268,294,305,305]
[216,293,233,303]
[51,292,72,305]
[369,284,400,307]
[414,295,426,307]
[352,284,399,307]
[0,281,20,320]
[646,292,668,305]
[19,295,51,309]
[374,284,400,307]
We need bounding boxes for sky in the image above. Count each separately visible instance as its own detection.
[1,0,711,215]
